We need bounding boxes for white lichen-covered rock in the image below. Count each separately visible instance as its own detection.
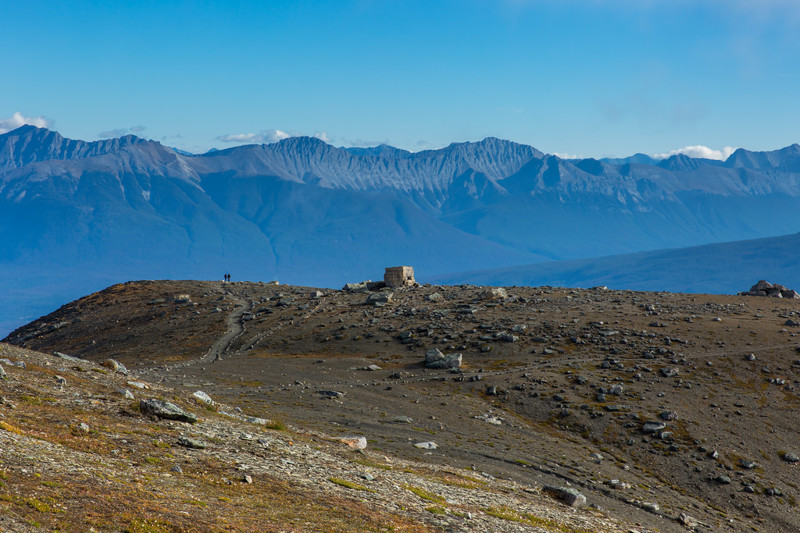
[193,390,215,406]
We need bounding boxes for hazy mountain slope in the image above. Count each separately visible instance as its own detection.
[430,231,800,294]
[199,174,545,285]
[4,125,800,334]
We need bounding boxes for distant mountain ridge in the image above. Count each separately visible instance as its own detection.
[3,125,800,334]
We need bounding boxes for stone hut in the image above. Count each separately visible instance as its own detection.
[384,266,415,288]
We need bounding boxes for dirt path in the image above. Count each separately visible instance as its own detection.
[201,292,250,363]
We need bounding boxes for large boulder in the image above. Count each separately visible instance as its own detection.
[479,287,508,301]
[140,399,197,423]
[426,351,462,369]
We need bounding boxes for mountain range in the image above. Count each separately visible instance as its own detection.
[3,124,800,334]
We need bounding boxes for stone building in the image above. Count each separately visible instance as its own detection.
[384,266,415,288]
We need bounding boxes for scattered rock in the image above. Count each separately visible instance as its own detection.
[101,359,128,375]
[0,364,6,380]
[739,459,757,470]
[426,351,462,369]
[414,441,438,450]
[340,436,367,450]
[543,485,587,508]
[365,292,393,305]
[140,399,198,423]
[177,436,207,449]
[318,390,345,399]
[193,390,215,406]
[118,388,135,399]
[474,413,503,425]
[642,421,667,434]
[782,452,800,463]
[479,287,508,301]
[660,367,679,378]
[343,281,370,293]
[54,351,82,363]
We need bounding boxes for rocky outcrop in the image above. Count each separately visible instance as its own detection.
[739,280,800,298]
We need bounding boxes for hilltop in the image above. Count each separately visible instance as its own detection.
[8,279,800,531]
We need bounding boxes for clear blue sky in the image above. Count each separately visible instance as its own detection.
[2,0,799,158]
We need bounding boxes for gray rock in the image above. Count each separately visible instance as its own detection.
[414,441,438,449]
[425,348,444,364]
[642,421,667,434]
[177,436,207,449]
[660,367,679,378]
[171,465,183,474]
[118,388,135,399]
[140,399,198,423]
[640,502,660,513]
[192,390,215,406]
[343,281,370,292]
[715,474,731,484]
[318,390,344,398]
[543,485,587,508]
[427,292,443,302]
[750,280,774,292]
[365,292,393,305]
[101,359,128,375]
[609,384,624,396]
[0,364,6,380]
[739,459,757,470]
[53,351,83,363]
[427,353,462,369]
[659,410,678,421]
[782,452,800,463]
[479,287,507,301]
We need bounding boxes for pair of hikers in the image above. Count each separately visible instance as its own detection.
[223,272,231,282]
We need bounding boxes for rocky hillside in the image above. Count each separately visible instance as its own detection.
[9,279,800,531]
[0,342,634,532]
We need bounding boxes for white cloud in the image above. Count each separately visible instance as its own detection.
[313,131,331,143]
[216,129,291,144]
[652,145,737,161]
[98,125,147,138]
[0,112,51,134]
[553,152,584,160]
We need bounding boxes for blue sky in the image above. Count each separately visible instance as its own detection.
[2,0,799,158]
